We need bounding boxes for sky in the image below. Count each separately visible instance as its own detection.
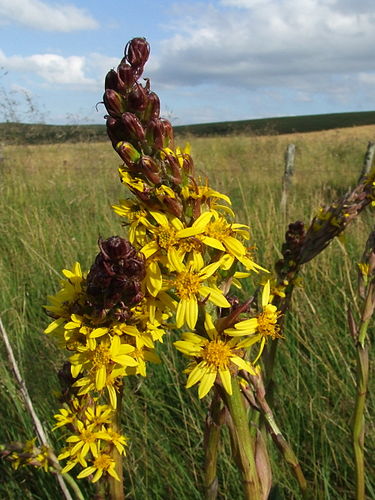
[0,0,375,126]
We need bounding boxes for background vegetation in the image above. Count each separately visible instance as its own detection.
[0,122,374,499]
[1,110,375,144]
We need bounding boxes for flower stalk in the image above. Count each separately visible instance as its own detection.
[349,229,375,500]
[204,389,222,500]
[223,379,262,500]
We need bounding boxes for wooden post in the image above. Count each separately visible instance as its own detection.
[280,143,295,215]
[358,141,375,183]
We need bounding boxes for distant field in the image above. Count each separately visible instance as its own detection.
[0,124,374,499]
[0,110,375,144]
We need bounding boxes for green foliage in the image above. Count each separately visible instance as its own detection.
[0,128,374,499]
[1,110,375,145]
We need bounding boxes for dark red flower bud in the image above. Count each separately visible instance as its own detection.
[145,118,165,150]
[128,83,148,112]
[103,89,127,118]
[161,118,174,148]
[143,92,160,122]
[106,116,125,147]
[121,112,145,142]
[125,37,150,67]
[138,156,161,184]
[117,62,142,89]
[180,152,194,175]
[165,153,182,184]
[116,141,141,166]
[86,236,146,317]
[104,69,127,93]
[163,196,183,218]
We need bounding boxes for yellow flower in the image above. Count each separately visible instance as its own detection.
[112,199,148,245]
[167,250,230,329]
[174,313,255,398]
[69,335,138,387]
[44,262,85,320]
[77,452,119,483]
[140,210,212,263]
[225,280,282,362]
[64,421,109,462]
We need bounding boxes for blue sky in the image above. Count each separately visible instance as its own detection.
[1,0,375,125]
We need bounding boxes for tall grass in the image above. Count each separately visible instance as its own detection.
[1,126,374,499]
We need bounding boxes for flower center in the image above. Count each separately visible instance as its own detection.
[91,345,112,368]
[156,227,177,249]
[206,218,232,241]
[174,271,201,299]
[80,429,97,443]
[257,307,281,339]
[93,453,113,471]
[202,339,232,369]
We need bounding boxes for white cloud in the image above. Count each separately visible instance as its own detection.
[0,50,97,87]
[0,0,98,32]
[150,0,375,93]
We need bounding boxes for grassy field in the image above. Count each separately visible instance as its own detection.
[0,125,374,499]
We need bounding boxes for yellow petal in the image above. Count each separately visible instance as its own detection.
[96,366,106,391]
[262,281,271,308]
[176,299,187,328]
[201,236,226,251]
[198,371,217,398]
[219,369,232,395]
[199,286,231,308]
[186,362,205,388]
[186,298,198,329]
[141,241,159,259]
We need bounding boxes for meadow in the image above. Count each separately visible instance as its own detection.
[0,125,374,499]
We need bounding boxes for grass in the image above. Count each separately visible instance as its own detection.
[0,125,374,499]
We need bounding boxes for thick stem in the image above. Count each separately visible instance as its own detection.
[108,387,125,500]
[204,390,222,500]
[352,320,369,500]
[245,373,308,497]
[224,379,262,500]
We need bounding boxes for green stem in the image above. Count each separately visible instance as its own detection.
[108,387,125,500]
[246,373,308,497]
[204,390,222,500]
[353,319,370,500]
[224,379,262,500]
[61,473,86,500]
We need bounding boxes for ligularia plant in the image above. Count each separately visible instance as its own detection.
[41,38,282,499]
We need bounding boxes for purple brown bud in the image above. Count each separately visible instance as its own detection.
[106,116,125,147]
[125,37,150,67]
[117,62,142,89]
[138,156,161,184]
[128,83,148,112]
[164,153,182,184]
[121,112,145,142]
[163,196,183,218]
[143,92,160,122]
[103,89,127,117]
[104,69,128,93]
[116,141,141,166]
[86,236,146,317]
[161,119,174,148]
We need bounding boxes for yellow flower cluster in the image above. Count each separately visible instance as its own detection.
[112,142,281,398]
[55,401,126,482]
[44,250,163,481]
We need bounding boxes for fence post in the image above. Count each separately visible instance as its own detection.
[358,141,375,183]
[280,143,295,215]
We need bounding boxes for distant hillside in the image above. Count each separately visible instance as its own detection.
[1,110,375,145]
